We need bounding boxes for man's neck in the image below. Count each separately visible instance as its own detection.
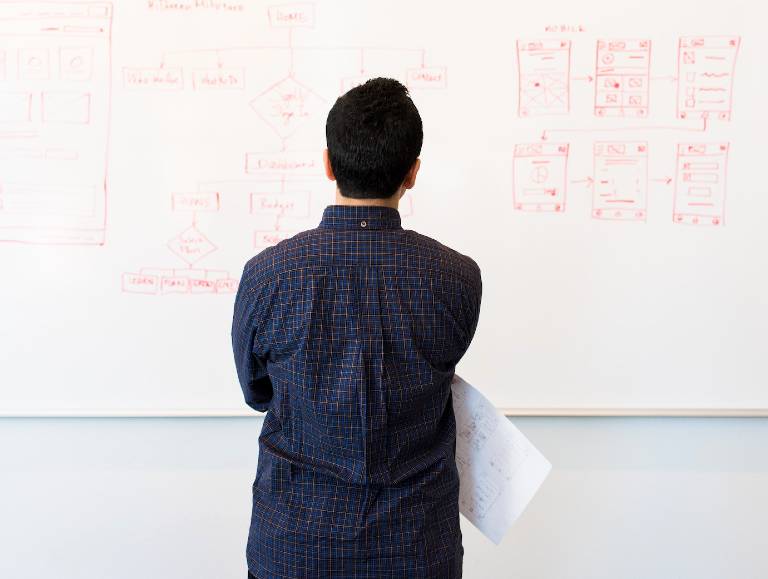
[334,188,400,210]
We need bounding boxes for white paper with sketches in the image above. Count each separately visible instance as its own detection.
[451,374,552,544]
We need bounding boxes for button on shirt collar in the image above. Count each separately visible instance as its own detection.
[319,204,403,231]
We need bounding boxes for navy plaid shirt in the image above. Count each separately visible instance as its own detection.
[232,204,482,578]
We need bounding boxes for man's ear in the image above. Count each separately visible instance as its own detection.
[323,149,336,182]
[403,158,421,190]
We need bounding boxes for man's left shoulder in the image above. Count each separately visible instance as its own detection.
[403,229,481,287]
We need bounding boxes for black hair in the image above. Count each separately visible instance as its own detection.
[325,77,423,199]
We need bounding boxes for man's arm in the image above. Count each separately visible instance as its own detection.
[462,261,483,352]
[445,260,483,369]
[231,260,274,412]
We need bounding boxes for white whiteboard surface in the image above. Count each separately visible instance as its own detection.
[0,0,766,416]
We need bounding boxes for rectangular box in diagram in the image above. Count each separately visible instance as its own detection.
[677,36,740,121]
[255,230,295,248]
[595,39,650,118]
[513,143,569,212]
[123,67,183,90]
[161,276,190,295]
[42,92,91,124]
[123,268,236,296]
[592,142,648,221]
[189,278,218,294]
[517,40,571,117]
[406,67,447,90]
[122,273,160,295]
[673,143,729,226]
[0,3,112,245]
[59,47,94,81]
[171,192,221,213]
[192,68,245,91]
[249,191,311,218]
[245,151,322,176]
[267,3,316,28]
[0,92,32,122]
[18,47,50,80]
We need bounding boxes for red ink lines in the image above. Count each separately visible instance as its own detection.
[513,143,569,212]
[673,143,729,226]
[0,4,112,246]
[592,142,648,221]
[677,36,740,121]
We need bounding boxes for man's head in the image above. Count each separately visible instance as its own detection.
[324,77,423,200]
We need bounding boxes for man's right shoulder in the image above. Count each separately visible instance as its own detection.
[241,229,315,285]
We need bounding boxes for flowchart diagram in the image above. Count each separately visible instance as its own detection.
[121,2,431,296]
[0,2,112,245]
[0,1,745,298]
[513,36,740,226]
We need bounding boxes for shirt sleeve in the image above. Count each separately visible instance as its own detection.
[462,261,483,352]
[231,259,274,413]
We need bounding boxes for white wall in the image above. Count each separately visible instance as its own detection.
[2,416,767,579]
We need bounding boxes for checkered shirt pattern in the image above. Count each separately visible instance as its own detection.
[232,204,482,578]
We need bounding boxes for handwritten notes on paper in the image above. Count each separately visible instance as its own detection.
[452,375,552,544]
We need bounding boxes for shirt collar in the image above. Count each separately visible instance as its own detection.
[319,204,403,231]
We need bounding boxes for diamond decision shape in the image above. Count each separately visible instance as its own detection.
[167,225,217,265]
[250,76,325,139]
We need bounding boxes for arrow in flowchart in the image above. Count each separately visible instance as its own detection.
[572,75,594,82]
[288,29,295,77]
[540,117,707,141]
[651,176,674,185]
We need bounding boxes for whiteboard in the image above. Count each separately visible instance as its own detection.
[1,0,766,416]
